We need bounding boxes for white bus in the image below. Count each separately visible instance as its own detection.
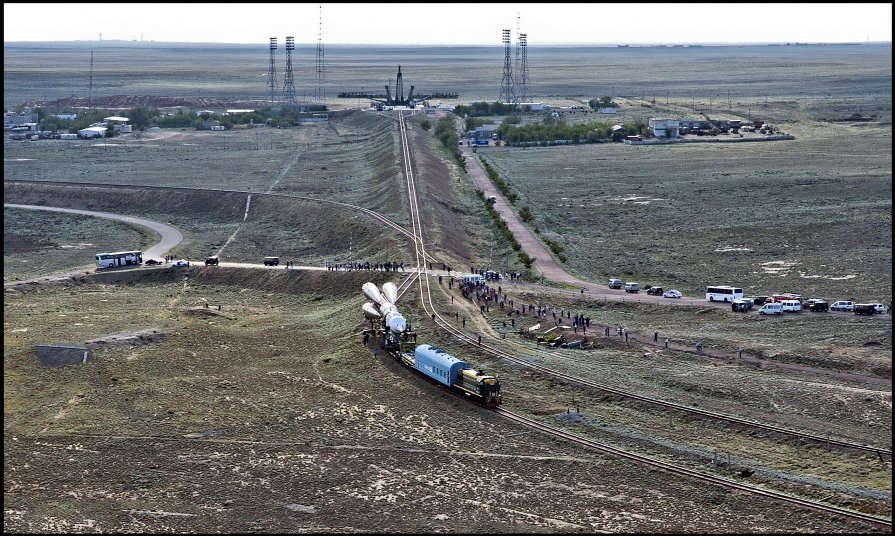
[96,250,143,269]
[705,285,743,302]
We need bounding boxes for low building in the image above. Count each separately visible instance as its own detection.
[78,126,108,138]
[649,118,680,138]
[515,102,545,112]
[104,116,132,133]
[4,111,39,129]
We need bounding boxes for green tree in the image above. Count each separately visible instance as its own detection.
[420,119,431,131]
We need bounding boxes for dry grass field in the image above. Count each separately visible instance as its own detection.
[4,42,892,533]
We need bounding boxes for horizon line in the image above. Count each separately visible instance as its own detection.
[4,39,892,47]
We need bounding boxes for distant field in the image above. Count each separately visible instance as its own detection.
[3,42,891,122]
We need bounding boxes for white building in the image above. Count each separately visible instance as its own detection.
[104,116,132,133]
[78,126,108,138]
[649,118,680,138]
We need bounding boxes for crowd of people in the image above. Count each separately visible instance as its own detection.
[326,261,405,272]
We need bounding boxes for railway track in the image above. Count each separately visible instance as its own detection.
[7,173,890,457]
[394,111,891,529]
[495,408,892,528]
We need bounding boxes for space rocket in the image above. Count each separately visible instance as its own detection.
[362,282,405,332]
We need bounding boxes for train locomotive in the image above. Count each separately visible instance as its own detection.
[362,282,502,407]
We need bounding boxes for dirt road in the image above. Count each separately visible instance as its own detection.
[4,204,183,285]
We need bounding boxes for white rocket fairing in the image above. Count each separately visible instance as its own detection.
[362,302,382,319]
[382,282,398,304]
[385,310,406,332]
[362,282,384,305]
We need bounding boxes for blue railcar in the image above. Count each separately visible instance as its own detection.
[414,344,469,387]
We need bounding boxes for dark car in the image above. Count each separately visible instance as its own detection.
[854,303,876,315]
[144,259,162,265]
[646,286,664,296]
[205,256,219,266]
[731,298,754,312]
[805,299,829,312]
[263,256,280,266]
[750,296,768,306]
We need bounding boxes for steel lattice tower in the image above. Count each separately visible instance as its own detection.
[517,33,531,103]
[267,37,278,105]
[282,36,296,104]
[513,14,521,104]
[88,49,94,108]
[499,29,515,104]
[315,5,325,103]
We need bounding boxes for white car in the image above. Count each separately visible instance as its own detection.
[170,259,190,267]
[830,300,854,312]
[663,289,682,299]
[870,303,886,314]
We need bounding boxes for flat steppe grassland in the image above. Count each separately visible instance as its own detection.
[2,268,885,533]
[3,43,892,532]
[480,118,892,302]
[3,42,890,110]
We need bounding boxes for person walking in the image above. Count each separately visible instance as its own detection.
[624,331,629,343]
[664,336,669,349]
[654,331,658,343]
[696,339,703,353]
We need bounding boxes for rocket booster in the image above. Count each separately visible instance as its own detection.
[362,302,382,319]
[382,282,398,304]
[362,282,384,305]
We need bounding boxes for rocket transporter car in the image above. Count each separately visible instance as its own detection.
[361,283,502,407]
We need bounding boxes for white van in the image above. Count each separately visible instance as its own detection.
[624,282,640,293]
[758,302,783,315]
[462,274,484,285]
[780,299,802,312]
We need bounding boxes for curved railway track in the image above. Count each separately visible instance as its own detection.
[394,111,891,529]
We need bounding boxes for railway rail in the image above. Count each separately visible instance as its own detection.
[496,408,892,528]
[6,172,890,457]
[394,110,891,529]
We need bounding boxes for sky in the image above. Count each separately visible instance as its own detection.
[3,3,892,45]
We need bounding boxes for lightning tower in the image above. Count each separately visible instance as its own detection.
[282,36,296,105]
[513,13,521,104]
[499,29,515,103]
[267,37,278,105]
[315,5,325,103]
[88,49,94,108]
[516,33,531,102]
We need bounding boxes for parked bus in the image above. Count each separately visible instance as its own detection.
[705,285,744,302]
[96,250,143,269]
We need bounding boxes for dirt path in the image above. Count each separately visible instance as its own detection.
[4,204,184,285]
